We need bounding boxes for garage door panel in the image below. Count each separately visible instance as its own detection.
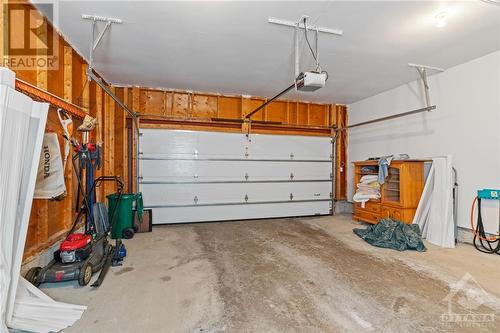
[138,129,332,224]
[141,182,331,206]
[141,130,331,161]
[139,160,332,182]
[141,130,248,159]
[248,134,331,160]
[151,201,331,224]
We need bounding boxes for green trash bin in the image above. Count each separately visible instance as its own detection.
[107,192,143,240]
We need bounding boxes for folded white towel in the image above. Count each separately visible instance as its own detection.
[357,183,380,190]
[359,175,378,184]
[353,191,381,207]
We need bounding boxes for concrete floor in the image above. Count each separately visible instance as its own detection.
[43,215,500,333]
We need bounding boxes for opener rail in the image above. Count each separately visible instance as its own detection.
[244,83,296,120]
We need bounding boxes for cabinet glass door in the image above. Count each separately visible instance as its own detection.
[383,167,401,205]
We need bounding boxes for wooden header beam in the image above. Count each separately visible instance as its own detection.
[15,78,87,119]
[140,117,332,136]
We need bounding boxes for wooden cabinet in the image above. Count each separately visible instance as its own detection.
[353,160,427,224]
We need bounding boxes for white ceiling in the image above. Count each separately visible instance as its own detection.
[39,1,500,104]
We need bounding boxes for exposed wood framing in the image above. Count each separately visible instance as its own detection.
[103,86,116,197]
[81,64,90,110]
[63,46,73,101]
[62,44,75,232]
[94,83,104,201]
[34,16,49,249]
[133,87,337,130]
[114,87,127,188]
[0,0,5,62]
[131,87,140,193]
[32,133,48,250]
[334,105,348,200]
[15,79,86,119]
[6,1,115,260]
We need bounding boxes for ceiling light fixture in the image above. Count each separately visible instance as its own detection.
[434,12,449,28]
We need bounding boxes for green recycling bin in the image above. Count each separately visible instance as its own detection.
[107,192,143,239]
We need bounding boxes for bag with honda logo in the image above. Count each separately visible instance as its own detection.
[34,132,66,199]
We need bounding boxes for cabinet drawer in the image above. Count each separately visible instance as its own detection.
[354,201,381,213]
[353,209,380,224]
[381,206,414,224]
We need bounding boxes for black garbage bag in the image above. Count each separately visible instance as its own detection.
[353,218,426,252]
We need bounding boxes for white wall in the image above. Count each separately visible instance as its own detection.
[348,50,500,233]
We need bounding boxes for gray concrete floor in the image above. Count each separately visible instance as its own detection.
[43,215,500,333]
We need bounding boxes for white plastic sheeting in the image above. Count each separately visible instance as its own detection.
[0,67,85,332]
[412,156,455,248]
[9,278,86,333]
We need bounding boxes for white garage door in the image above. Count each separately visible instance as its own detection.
[139,129,333,224]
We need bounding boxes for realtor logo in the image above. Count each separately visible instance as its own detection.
[441,273,496,330]
[2,1,59,70]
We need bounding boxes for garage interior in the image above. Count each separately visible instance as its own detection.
[1,1,499,332]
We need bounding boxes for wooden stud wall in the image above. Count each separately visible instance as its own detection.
[114,87,127,194]
[0,0,4,62]
[3,1,121,260]
[332,105,348,200]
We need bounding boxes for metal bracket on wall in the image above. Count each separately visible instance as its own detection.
[82,14,122,74]
[245,119,252,140]
[335,64,445,133]
[408,63,444,108]
[82,14,135,118]
[82,14,142,191]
